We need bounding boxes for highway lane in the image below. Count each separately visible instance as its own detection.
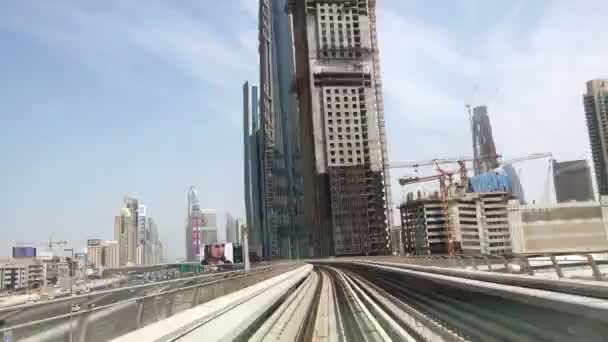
[0,271,233,328]
[0,283,165,327]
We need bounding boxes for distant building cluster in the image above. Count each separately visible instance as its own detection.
[113,196,163,267]
[185,186,245,262]
[395,78,608,257]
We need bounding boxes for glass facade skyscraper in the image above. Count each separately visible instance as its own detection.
[243,0,306,260]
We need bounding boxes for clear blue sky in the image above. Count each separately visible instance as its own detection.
[1,1,606,260]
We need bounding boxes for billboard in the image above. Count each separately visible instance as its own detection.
[87,239,102,246]
[13,246,36,258]
[200,242,234,265]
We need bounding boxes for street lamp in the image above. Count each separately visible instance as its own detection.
[64,248,75,342]
[64,248,74,296]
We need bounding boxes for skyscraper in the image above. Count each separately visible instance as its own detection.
[248,0,305,260]
[553,159,595,202]
[225,212,238,243]
[290,0,391,256]
[185,186,202,261]
[471,105,499,175]
[243,81,264,258]
[584,79,608,196]
[114,198,137,266]
[201,209,218,245]
[123,196,139,264]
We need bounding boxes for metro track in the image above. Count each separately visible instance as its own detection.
[251,263,608,342]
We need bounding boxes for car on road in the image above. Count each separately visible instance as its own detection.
[71,304,80,312]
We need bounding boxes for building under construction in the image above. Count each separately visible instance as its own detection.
[470,105,499,175]
[291,0,391,256]
[400,186,511,256]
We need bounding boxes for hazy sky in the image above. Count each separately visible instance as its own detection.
[1,1,606,260]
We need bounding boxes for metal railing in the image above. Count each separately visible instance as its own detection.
[0,263,301,342]
[346,250,608,281]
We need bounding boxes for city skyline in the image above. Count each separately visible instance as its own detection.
[1,1,607,260]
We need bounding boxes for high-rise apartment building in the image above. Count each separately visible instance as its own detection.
[114,206,133,266]
[103,241,120,268]
[290,0,391,256]
[113,196,143,266]
[87,239,104,268]
[201,209,218,245]
[584,79,608,196]
[553,159,594,202]
[87,239,120,269]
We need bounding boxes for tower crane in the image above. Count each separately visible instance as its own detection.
[15,236,68,254]
[394,152,553,187]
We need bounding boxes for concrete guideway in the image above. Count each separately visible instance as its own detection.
[7,259,608,341]
[0,264,300,342]
[115,264,460,342]
[112,264,314,342]
[330,261,608,341]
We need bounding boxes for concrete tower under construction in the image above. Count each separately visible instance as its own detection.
[584,79,608,196]
[290,0,391,256]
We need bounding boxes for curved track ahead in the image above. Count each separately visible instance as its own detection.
[252,263,608,342]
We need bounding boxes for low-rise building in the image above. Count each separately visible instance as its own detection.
[0,258,44,291]
[400,186,511,256]
[508,197,608,253]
